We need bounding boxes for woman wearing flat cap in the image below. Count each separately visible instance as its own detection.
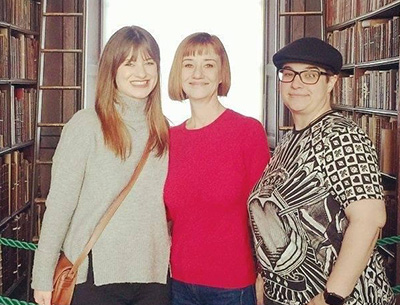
[248,37,395,305]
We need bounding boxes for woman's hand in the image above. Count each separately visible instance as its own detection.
[256,274,264,305]
[307,292,327,305]
[34,290,52,305]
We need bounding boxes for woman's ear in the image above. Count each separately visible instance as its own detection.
[327,74,339,93]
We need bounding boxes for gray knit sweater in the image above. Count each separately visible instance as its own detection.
[31,95,170,290]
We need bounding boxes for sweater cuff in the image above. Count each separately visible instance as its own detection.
[31,249,60,291]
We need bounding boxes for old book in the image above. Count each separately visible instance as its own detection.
[9,86,15,146]
[0,90,5,148]
[380,125,397,175]
[2,89,10,148]
[9,35,17,79]
[28,88,36,139]
[2,154,11,218]
[0,28,9,79]
[17,33,25,79]
[10,151,21,214]
[13,87,23,145]
[392,16,399,57]
[22,158,31,204]
[0,157,9,220]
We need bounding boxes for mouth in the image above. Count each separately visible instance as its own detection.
[289,93,308,98]
[130,80,149,86]
[189,82,208,86]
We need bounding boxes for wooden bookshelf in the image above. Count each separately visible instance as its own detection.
[0,0,40,298]
[326,0,400,290]
[0,209,31,297]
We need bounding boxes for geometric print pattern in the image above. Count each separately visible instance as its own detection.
[248,111,394,305]
[318,117,383,208]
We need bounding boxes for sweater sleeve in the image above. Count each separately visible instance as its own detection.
[31,110,95,291]
[322,124,383,209]
[243,119,271,191]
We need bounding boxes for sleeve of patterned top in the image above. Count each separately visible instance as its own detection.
[323,123,383,209]
[243,118,271,192]
[314,121,388,304]
[31,110,94,291]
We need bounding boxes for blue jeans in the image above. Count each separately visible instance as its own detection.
[171,279,256,305]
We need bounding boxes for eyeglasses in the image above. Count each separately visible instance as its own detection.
[277,68,332,85]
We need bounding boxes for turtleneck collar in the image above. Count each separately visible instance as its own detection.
[116,93,148,124]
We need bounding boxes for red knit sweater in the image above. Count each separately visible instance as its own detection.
[164,109,270,288]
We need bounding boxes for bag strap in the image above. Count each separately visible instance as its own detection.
[69,138,152,275]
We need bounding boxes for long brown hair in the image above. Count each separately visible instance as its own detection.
[95,25,169,159]
[169,32,231,101]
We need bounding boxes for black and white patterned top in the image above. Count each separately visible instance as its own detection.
[248,111,395,305]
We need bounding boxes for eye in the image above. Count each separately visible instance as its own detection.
[303,71,319,79]
[282,70,294,77]
[145,59,155,65]
[183,63,194,68]
[125,60,135,67]
[205,63,214,68]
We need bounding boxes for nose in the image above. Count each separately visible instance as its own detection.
[193,65,203,78]
[134,63,147,78]
[290,73,303,88]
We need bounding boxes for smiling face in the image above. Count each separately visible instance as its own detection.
[279,62,337,123]
[181,50,222,103]
[115,48,158,100]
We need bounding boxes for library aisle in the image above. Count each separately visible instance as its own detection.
[0,0,400,304]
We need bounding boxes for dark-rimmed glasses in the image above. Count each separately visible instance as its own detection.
[277,68,332,85]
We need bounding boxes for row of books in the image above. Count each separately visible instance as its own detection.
[354,114,397,175]
[326,0,357,26]
[358,17,400,63]
[0,151,32,221]
[332,69,399,111]
[13,87,36,145]
[0,211,30,294]
[327,26,355,65]
[358,0,400,17]
[326,0,398,26]
[0,29,39,80]
[0,0,40,31]
[332,75,354,107]
[357,69,399,110]
[327,16,400,64]
[10,32,39,80]
[0,87,36,149]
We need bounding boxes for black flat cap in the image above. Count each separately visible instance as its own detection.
[273,37,343,74]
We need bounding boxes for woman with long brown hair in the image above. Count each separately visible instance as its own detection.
[31,26,170,305]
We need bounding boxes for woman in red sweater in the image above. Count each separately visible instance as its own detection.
[164,32,270,305]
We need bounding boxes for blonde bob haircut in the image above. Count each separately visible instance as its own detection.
[95,25,169,159]
[168,32,231,101]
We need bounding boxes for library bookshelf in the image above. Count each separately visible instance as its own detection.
[326,0,400,288]
[0,0,40,298]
